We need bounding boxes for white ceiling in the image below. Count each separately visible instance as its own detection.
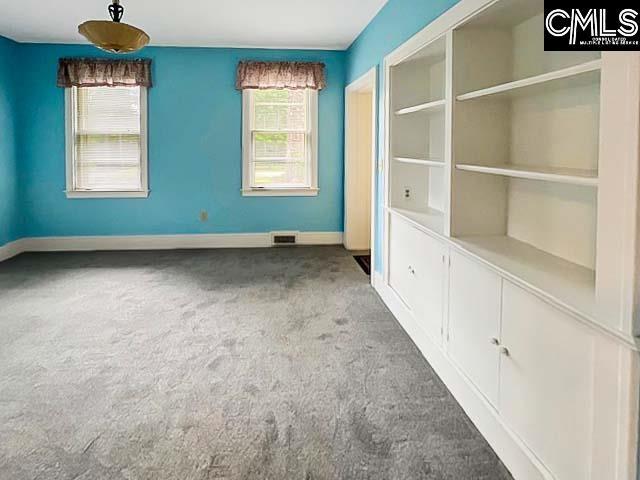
[0,0,389,50]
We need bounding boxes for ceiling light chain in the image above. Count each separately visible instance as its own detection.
[108,0,124,23]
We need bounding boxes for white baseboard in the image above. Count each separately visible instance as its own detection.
[297,231,343,245]
[21,233,272,251]
[0,231,343,261]
[0,239,25,262]
[373,278,553,480]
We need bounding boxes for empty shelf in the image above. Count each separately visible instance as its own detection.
[395,157,445,167]
[456,164,598,187]
[456,60,602,101]
[453,235,596,320]
[389,207,444,237]
[395,99,446,115]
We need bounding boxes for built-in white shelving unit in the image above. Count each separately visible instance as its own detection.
[389,35,448,237]
[451,0,602,286]
[382,0,640,478]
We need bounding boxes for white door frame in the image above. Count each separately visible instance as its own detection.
[344,67,377,283]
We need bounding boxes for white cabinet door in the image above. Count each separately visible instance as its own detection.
[448,251,501,406]
[388,214,446,343]
[500,281,594,480]
[388,214,417,308]
[410,230,446,343]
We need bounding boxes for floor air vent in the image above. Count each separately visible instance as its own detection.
[271,232,298,246]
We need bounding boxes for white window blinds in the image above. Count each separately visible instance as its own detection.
[70,86,144,191]
[248,89,314,189]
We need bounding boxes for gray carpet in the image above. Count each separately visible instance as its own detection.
[0,246,512,480]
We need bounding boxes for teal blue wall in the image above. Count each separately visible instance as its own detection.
[17,44,346,238]
[0,36,20,246]
[346,0,460,272]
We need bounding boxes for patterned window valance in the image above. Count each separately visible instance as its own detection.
[235,61,326,90]
[57,58,152,88]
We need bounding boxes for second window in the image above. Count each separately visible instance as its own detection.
[242,88,318,196]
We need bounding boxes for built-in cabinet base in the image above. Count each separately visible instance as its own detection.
[380,212,639,480]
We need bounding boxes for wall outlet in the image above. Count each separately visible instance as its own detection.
[404,188,411,199]
[199,210,209,222]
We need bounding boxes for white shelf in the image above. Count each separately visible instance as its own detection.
[452,235,596,320]
[395,99,446,116]
[395,157,444,167]
[456,60,602,101]
[389,207,444,237]
[456,163,598,187]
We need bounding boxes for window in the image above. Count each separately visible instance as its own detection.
[242,88,318,196]
[65,86,148,198]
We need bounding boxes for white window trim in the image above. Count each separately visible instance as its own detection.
[64,86,149,199]
[241,88,319,197]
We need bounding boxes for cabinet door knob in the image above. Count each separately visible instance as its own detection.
[499,346,510,357]
[489,337,500,346]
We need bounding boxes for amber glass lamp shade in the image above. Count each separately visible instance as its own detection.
[78,20,149,54]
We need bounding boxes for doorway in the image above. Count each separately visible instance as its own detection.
[344,68,377,279]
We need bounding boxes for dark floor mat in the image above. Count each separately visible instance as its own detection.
[354,254,371,276]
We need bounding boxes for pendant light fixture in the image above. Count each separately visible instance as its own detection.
[78,0,150,54]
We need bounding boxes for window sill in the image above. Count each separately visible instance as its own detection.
[242,188,319,197]
[65,190,150,199]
